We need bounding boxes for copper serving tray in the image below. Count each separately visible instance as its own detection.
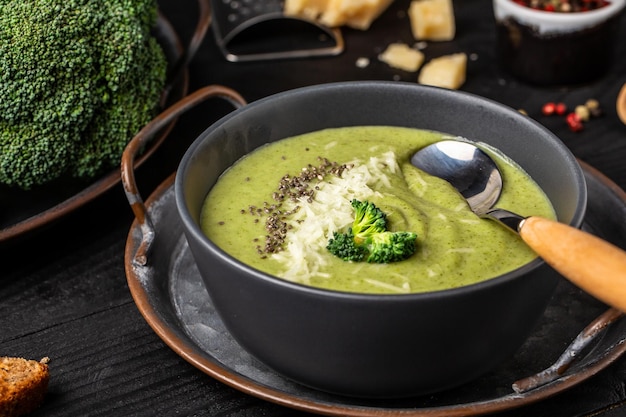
[121,88,626,415]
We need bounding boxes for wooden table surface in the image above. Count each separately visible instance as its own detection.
[2,0,626,416]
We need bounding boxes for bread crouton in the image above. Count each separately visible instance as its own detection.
[0,357,49,417]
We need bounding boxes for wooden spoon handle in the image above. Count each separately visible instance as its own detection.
[617,82,626,125]
[520,216,626,313]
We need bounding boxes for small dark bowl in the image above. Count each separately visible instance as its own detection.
[175,81,587,398]
[493,0,625,86]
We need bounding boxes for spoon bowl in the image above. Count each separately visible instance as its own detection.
[412,139,626,313]
[410,140,503,215]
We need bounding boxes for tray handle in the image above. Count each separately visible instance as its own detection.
[512,307,625,393]
[121,85,247,266]
[164,0,211,88]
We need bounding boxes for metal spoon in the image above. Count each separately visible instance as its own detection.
[411,140,626,313]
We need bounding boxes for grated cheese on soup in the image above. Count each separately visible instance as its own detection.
[270,152,399,283]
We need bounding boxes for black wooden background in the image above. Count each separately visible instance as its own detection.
[2,0,626,416]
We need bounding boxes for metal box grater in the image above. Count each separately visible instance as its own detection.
[211,0,344,62]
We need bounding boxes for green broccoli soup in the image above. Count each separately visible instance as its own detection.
[200,126,555,294]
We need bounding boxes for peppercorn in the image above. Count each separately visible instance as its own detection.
[555,102,567,115]
[574,105,590,122]
[585,98,602,117]
[542,102,556,116]
[541,101,567,116]
[566,112,584,132]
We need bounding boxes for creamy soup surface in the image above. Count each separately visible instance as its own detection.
[201,126,555,294]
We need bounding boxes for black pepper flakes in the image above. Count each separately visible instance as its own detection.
[243,156,353,256]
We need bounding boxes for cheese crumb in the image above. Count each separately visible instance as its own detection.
[379,43,425,72]
[356,57,370,68]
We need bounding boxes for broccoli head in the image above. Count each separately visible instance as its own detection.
[351,199,387,244]
[366,231,418,263]
[326,230,367,262]
[0,0,167,189]
[327,199,417,264]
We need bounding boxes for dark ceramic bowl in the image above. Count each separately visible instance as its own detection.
[493,0,625,86]
[175,81,587,398]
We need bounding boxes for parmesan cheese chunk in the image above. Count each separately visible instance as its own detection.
[284,0,330,22]
[378,43,425,72]
[418,52,467,90]
[409,0,456,41]
[284,0,394,30]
